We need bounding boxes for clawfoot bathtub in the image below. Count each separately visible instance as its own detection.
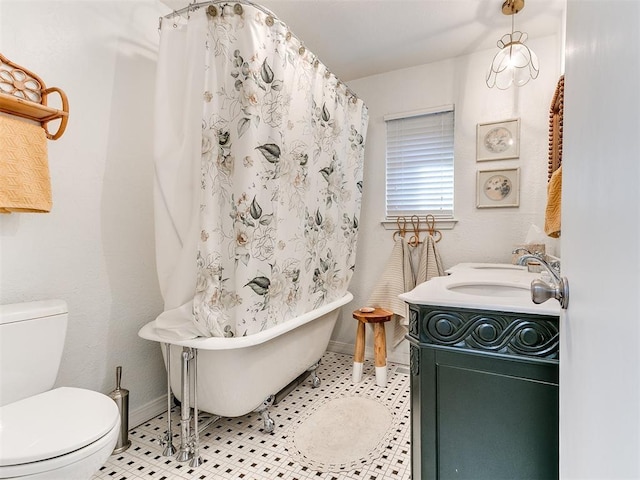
[139,292,352,425]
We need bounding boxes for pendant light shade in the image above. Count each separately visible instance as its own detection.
[486,0,539,89]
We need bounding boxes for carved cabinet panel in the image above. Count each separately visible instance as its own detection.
[408,304,559,480]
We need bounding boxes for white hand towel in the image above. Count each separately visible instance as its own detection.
[416,235,445,285]
[367,238,415,347]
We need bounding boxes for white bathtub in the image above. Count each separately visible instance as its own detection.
[139,292,352,418]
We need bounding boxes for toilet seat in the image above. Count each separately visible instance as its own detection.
[0,387,120,478]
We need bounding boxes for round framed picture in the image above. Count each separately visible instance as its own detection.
[477,167,520,208]
[476,119,520,161]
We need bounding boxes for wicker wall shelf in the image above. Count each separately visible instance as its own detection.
[0,54,68,140]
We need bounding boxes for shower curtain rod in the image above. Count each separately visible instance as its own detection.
[162,0,275,21]
[160,0,360,101]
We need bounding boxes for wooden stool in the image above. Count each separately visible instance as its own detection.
[352,308,393,387]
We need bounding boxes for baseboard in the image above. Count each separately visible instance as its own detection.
[130,394,168,428]
[327,340,409,366]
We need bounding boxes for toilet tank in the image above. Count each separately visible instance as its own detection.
[0,300,68,406]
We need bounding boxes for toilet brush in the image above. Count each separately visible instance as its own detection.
[109,366,132,454]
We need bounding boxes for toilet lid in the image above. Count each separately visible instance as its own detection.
[0,387,120,466]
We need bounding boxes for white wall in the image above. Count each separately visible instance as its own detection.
[0,1,168,422]
[330,35,562,362]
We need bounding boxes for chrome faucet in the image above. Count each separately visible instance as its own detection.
[516,253,561,283]
[516,254,569,309]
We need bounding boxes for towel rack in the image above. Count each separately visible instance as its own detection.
[392,215,442,246]
[0,53,69,140]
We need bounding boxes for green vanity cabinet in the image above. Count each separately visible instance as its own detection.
[407,303,559,480]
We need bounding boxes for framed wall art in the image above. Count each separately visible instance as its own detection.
[476,118,520,161]
[477,167,520,208]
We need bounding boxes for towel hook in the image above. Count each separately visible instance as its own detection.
[408,215,421,247]
[425,214,442,243]
[392,216,407,242]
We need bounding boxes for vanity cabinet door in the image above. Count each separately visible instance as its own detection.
[411,345,559,480]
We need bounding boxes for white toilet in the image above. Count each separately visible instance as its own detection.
[0,300,120,480]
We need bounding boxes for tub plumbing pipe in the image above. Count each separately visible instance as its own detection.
[176,347,193,462]
[160,343,176,457]
[189,348,203,468]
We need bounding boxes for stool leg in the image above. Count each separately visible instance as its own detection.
[373,323,387,387]
[352,321,365,383]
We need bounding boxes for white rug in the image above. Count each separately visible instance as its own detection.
[285,395,397,472]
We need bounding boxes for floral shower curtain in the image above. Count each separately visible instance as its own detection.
[153,3,368,339]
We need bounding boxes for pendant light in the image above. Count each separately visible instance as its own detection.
[486,0,539,89]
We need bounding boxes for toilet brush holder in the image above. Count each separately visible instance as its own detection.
[109,366,132,454]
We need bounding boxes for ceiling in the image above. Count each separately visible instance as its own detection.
[161,0,565,81]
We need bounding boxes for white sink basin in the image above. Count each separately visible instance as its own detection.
[472,265,524,270]
[446,282,530,297]
[445,263,527,275]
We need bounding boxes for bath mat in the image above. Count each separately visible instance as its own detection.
[285,394,397,472]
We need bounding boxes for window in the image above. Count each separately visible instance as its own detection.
[385,106,454,219]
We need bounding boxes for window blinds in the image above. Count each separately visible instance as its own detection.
[385,108,454,218]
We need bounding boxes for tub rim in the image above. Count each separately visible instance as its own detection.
[138,291,353,350]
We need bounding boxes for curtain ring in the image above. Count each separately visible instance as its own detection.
[234,4,243,15]
[207,5,217,17]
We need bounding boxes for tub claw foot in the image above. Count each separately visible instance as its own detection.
[262,413,275,433]
[255,394,276,433]
[308,359,321,388]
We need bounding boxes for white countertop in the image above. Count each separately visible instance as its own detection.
[400,263,561,316]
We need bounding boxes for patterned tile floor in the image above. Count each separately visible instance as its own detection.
[92,352,410,480]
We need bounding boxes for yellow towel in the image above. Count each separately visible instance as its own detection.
[544,166,562,238]
[0,115,51,213]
